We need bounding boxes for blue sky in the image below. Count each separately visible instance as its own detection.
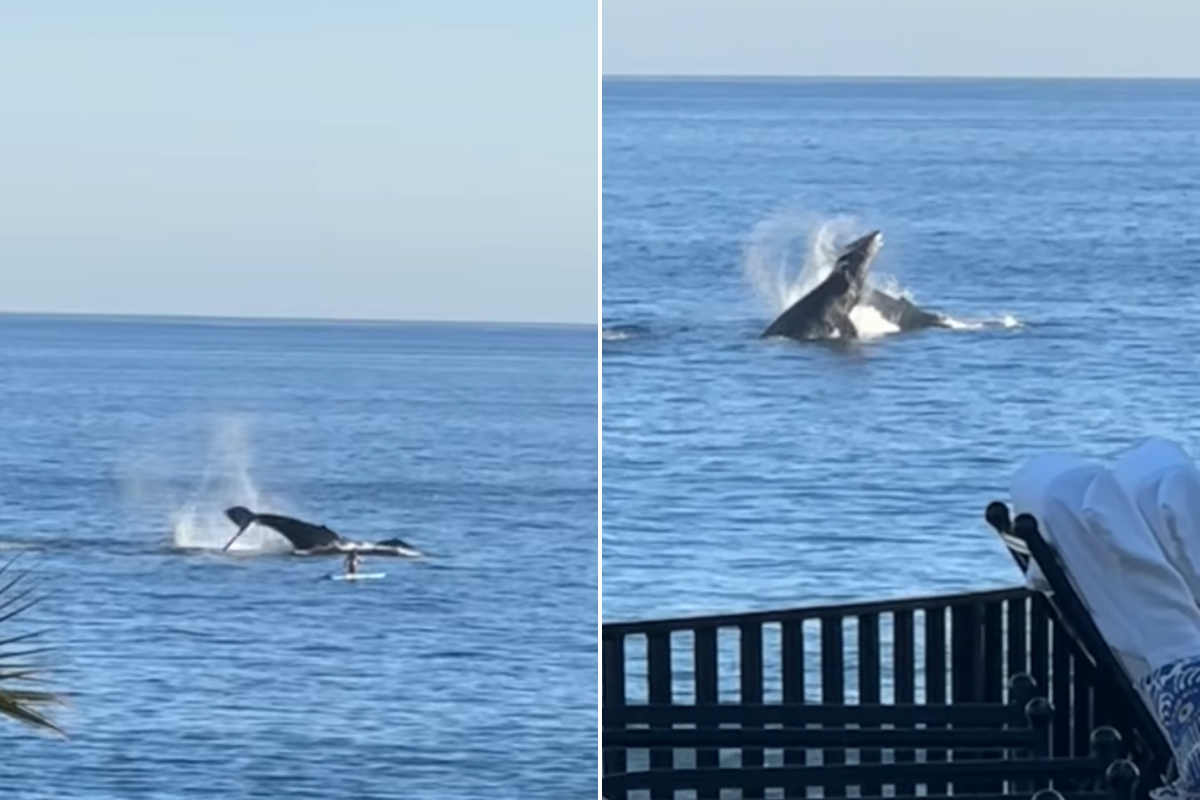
[605,0,1200,79]
[0,2,597,324]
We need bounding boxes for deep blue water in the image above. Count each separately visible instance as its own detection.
[0,315,597,799]
[602,77,1200,622]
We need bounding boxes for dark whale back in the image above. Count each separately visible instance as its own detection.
[860,287,950,330]
[223,506,342,550]
[762,270,860,340]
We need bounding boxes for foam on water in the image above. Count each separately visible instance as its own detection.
[943,313,1024,331]
[848,305,901,339]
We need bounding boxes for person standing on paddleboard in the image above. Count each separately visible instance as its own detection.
[344,551,362,576]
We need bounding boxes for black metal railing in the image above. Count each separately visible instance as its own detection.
[603,585,1161,799]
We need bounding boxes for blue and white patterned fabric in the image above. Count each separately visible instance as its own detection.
[1142,655,1200,800]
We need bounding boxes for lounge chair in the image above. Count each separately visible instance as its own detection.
[986,445,1200,800]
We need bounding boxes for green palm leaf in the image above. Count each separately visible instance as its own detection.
[0,556,64,736]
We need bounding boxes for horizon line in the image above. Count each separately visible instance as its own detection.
[603,73,1200,83]
[0,308,597,331]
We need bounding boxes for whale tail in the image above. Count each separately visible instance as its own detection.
[222,506,259,552]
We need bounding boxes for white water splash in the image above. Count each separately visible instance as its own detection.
[942,313,1024,331]
[170,418,291,553]
[742,212,864,315]
[848,305,901,339]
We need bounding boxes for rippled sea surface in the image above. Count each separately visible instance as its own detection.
[603,77,1200,622]
[0,315,596,799]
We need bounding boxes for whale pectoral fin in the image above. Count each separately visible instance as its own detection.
[224,506,257,529]
[222,520,254,553]
[833,316,857,340]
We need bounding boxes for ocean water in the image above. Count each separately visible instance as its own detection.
[602,77,1200,622]
[0,314,597,799]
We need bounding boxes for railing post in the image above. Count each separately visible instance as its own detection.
[858,612,883,797]
[780,619,805,799]
[820,616,846,797]
[739,623,764,799]
[952,603,995,794]
[646,631,672,800]
[893,609,917,796]
[602,634,627,777]
[924,605,949,795]
[693,626,719,800]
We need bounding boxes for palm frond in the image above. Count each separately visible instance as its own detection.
[0,629,51,650]
[0,555,64,736]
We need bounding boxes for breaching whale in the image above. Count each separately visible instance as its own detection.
[761,230,951,342]
[221,506,423,558]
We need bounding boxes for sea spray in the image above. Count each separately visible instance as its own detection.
[170,417,292,552]
[742,213,864,315]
